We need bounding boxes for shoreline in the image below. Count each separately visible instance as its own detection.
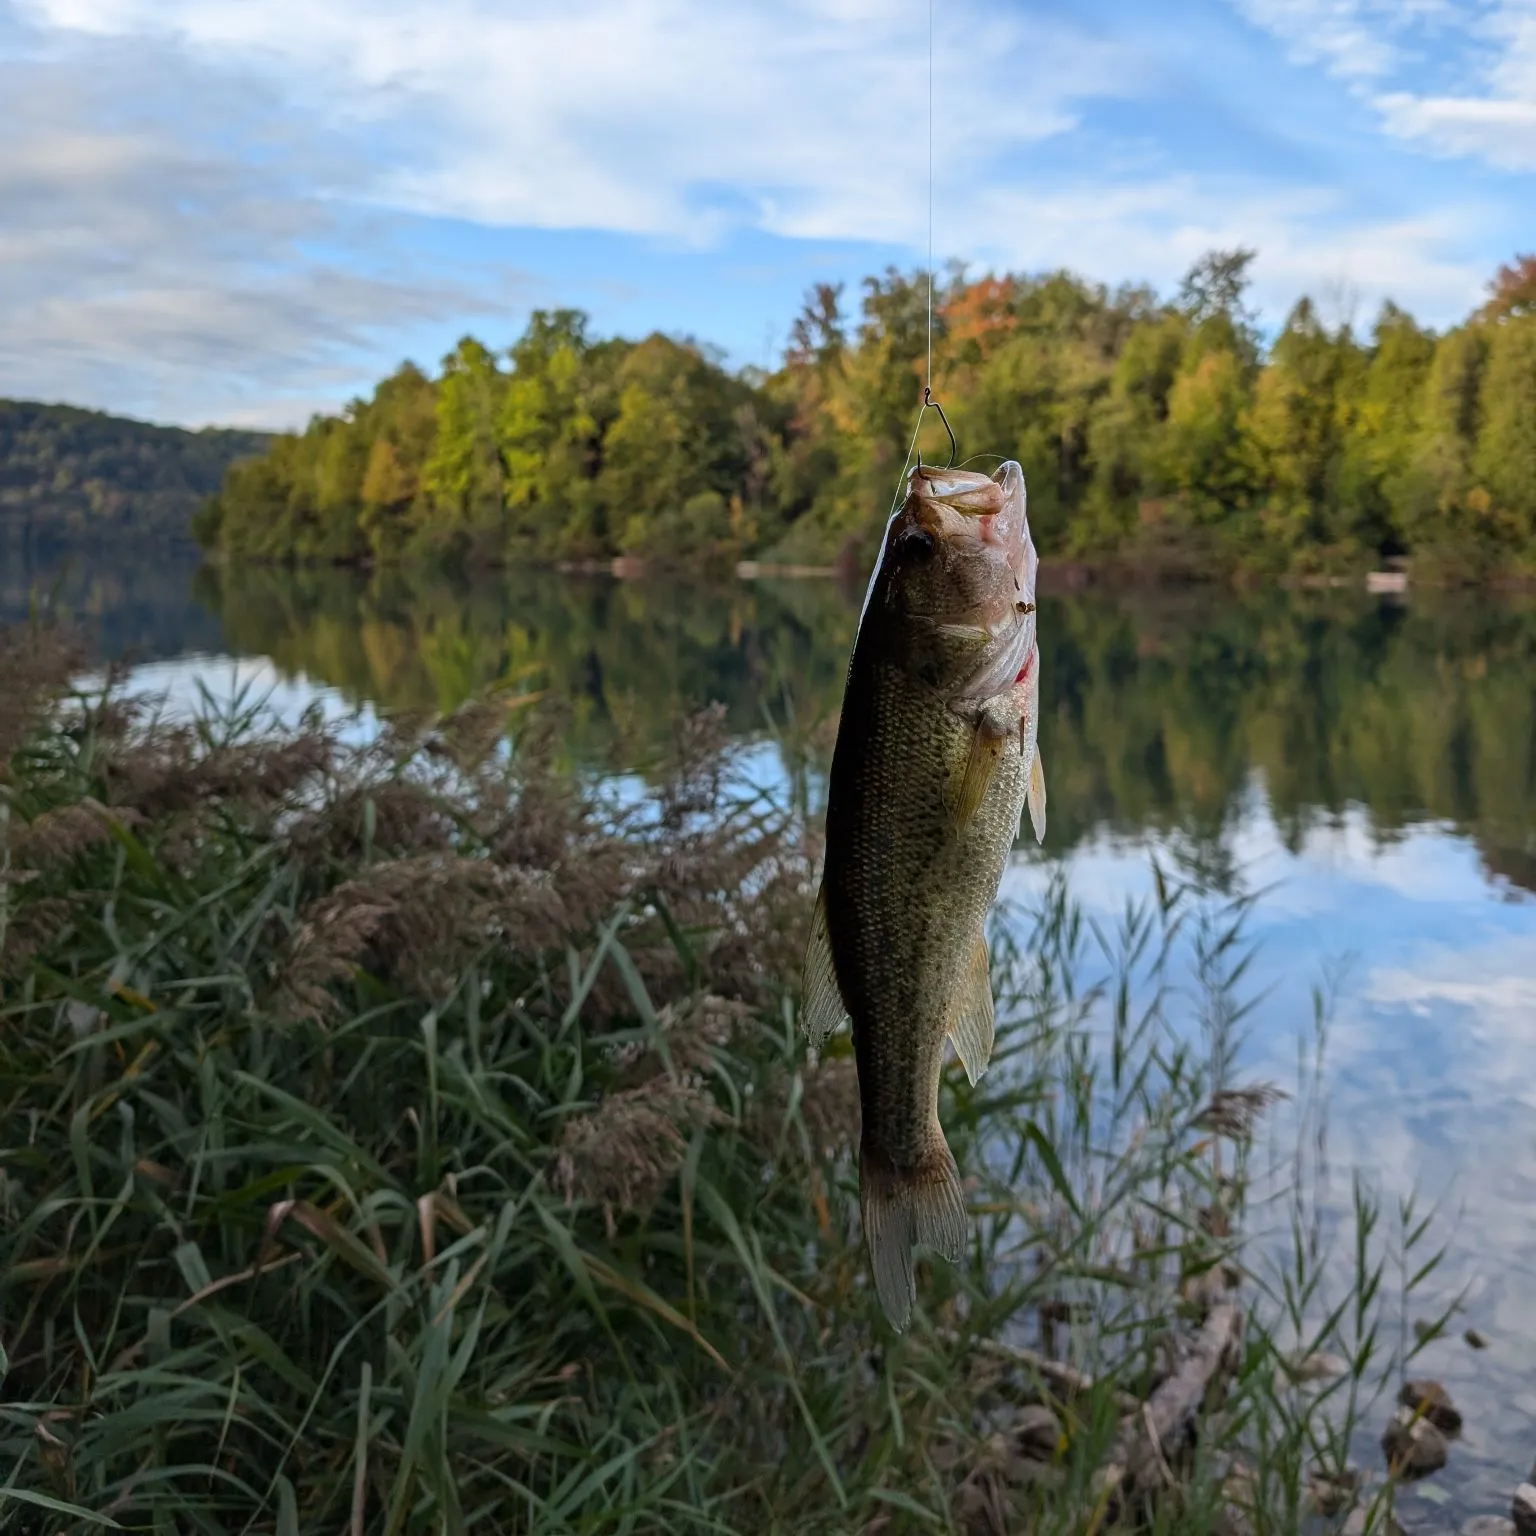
[562,554,1430,593]
[190,547,1536,594]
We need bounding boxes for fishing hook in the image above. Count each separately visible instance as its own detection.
[916,386,957,472]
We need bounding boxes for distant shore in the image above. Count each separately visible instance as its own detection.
[553,552,1432,595]
[180,545,1536,595]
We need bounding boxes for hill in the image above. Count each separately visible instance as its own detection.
[0,398,271,553]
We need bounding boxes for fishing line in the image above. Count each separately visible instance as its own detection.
[911,0,955,478]
[869,0,953,638]
[926,0,933,398]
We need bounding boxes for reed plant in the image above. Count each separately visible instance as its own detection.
[0,621,1456,1533]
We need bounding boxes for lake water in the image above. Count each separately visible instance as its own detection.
[8,545,1536,1517]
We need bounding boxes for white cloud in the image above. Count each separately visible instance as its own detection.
[1486,0,1536,96]
[1234,0,1536,175]
[0,16,527,424]
[1370,0,1536,169]
[1376,90,1536,169]
[1229,0,1409,82]
[1375,0,1536,174]
[16,0,1138,247]
[966,177,1488,329]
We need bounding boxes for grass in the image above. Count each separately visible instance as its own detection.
[0,619,1460,1534]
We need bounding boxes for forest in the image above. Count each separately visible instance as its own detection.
[195,250,1536,581]
[0,399,270,553]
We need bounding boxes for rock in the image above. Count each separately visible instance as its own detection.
[1216,1462,1259,1536]
[1214,1503,1255,1536]
[1465,1327,1490,1350]
[1287,1349,1350,1383]
[1461,1518,1517,1536]
[1305,1466,1361,1518]
[1012,1403,1063,1459]
[1397,1378,1463,1435]
[1511,1483,1536,1536]
[1343,1507,1404,1536]
[1381,1406,1449,1479]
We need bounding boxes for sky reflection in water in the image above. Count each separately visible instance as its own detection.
[1005,796,1536,1513]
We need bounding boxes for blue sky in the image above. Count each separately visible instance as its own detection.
[1,0,1533,427]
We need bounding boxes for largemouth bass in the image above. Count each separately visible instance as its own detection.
[802,460,1045,1331]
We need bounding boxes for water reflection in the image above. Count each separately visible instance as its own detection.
[192,562,859,778]
[186,562,1536,898]
[10,548,1536,889]
[0,543,226,663]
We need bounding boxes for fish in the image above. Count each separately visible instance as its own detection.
[801,460,1045,1332]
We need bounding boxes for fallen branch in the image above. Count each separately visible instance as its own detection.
[1096,1277,1245,1507]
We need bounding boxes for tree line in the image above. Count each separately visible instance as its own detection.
[195,251,1536,580]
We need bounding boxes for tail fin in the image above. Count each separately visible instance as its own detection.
[860,1135,968,1332]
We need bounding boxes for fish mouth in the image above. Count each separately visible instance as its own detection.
[908,461,1033,587]
[910,466,1008,516]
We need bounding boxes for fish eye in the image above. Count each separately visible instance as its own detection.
[897,528,935,562]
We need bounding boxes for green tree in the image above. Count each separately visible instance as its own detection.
[499,309,600,559]
[1338,302,1436,551]
[602,381,693,552]
[1178,248,1261,367]
[195,250,1536,583]
[421,337,508,561]
[1475,313,1536,537]
[1411,325,1488,527]
[359,364,437,561]
[1243,298,1363,554]
[1082,309,1186,542]
[1156,345,1252,515]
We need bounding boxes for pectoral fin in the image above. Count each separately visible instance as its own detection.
[946,717,1007,836]
[946,934,996,1085]
[800,885,848,1053]
[1027,746,1047,844]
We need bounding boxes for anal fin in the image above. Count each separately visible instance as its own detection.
[1027,746,1047,844]
[947,933,996,1085]
[799,884,848,1054]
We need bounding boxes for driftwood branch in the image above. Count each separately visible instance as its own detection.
[1096,1277,1245,1505]
[941,1274,1246,1530]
